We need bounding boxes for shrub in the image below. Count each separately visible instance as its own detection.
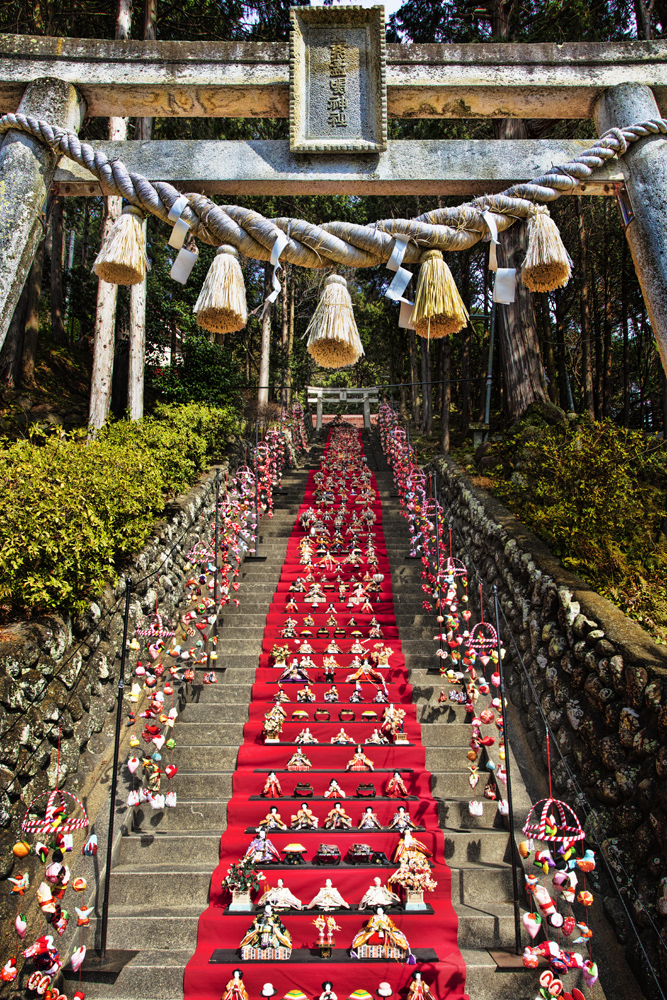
[0,403,239,615]
[481,418,667,642]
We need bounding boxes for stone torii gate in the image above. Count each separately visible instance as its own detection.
[307,385,379,431]
[2,27,667,378]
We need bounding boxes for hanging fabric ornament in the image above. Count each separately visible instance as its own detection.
[193,245,248,337]
[93,205,147,285]
[411,250,469,339]
[521,211,572,292]
[305,275,364,369]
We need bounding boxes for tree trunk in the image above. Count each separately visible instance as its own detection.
[21,238,46,384]
[540,293,558,404]
[127,0,155,420]
[89,0,132,430]
[602,202,613,419]
[89,190,122,429]
[576,196,595,418]
[420,340,432,434]
[408,329,420,425]
[50,197,66,345]
[441,337,451,454]
[494,118,548,422]
[128,219,146,420]
[258,262,272,409]
[0,273,30,387]
[621,243,630,427]
[555,290,571,411]
[135,0,157,139]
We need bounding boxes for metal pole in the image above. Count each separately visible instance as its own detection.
[492,584,522,956]
[213,469,220,609]
[484,300,496,434]
[100,576,133,961]
[254,475,260,555]
[432,472,444,653]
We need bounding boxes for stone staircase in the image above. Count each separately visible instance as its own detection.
[367,439,533,1000]
[69,432,592,1000]
[71,452,323,1000]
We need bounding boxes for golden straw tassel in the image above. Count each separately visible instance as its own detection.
[93,205,147,286]
[194,245,248,334]
[412,250,469,339]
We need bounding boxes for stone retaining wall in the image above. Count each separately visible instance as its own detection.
[0,458,232,875]
[431,454,667,985]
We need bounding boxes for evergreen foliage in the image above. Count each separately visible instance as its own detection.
[0,404,238,614]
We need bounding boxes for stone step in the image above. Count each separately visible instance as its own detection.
[163,745,240,770]
[107,859,512,909]
[63,948,192,1000]
[128,799,228,833]
[170,722,248,743]
[90,899,520,955]
[119,831,220,866]
[178,703,251,723]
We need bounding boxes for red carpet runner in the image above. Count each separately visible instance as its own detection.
[184,428,468,1000]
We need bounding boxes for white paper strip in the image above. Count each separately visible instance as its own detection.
[493,267,516,303]
[267,230,290,304]
[170,247,198,284]
[482,210,499,273]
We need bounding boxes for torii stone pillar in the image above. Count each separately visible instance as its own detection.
[594,84,667,378]
[0,78,85,352]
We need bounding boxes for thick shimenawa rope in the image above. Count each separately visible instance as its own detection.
[2,114,666,267]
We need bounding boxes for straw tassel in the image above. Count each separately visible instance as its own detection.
[193,245,248,336]
[412,250,469,339]
[521,212,572,292]
[305,274,364,369]
[93,205,147,286]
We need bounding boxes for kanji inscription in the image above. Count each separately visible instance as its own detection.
[289,5,387,154]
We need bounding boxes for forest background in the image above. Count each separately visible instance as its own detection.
[0,0,666,640]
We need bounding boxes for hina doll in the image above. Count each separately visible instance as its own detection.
[381,704,407,741]
[245,828,281,864]
[286,747,312,771]
[324,685,339,703]
[290,803,318,830]
[239,904,292,952]
[385,771,408,797]
[257,878,302,910]
[358,805,382,830]
[407,973,436,1000]
[295,727,319,745]
[297,683,316,703]
[358,877,401,910]
[388,805,416,832]
[279,660,311,684]
[393,830,432,863]
[323,778,346,799]
[222,969,249,1000]
[330,728,355,745]
[257,803,288,830]
[324,802,352,829]
[262,771,283,798]
[351,907,410,958]
[365,729,389,745]
[345,746,374,771]
[307,878,350,910]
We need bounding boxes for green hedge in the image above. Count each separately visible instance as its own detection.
[0,403,239,614]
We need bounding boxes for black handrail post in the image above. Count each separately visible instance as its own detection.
[493,583,523,956]
[100,576,132,961]
[214,469,220,611]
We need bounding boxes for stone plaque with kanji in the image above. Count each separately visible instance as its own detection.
[289,5,387,154]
